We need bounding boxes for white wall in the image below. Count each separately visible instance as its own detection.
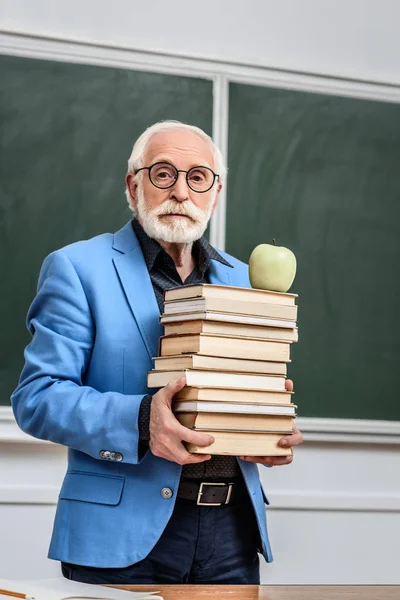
[1,0,400,85]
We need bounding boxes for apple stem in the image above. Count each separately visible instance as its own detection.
[272,238,277,246]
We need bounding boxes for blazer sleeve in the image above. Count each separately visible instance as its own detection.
[11,249,146,465]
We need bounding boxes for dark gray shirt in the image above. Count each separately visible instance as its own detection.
[133,218,241,479]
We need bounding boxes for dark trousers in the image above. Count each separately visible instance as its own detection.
[62,490,261,584]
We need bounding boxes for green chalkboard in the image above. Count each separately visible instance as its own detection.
[227,82,400,421]
[0,54,213,405]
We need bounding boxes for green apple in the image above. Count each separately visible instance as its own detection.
[249,239,297,292]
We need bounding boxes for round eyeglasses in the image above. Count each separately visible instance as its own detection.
[135,162,219,193]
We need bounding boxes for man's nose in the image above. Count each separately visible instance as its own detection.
[170,172,190,202]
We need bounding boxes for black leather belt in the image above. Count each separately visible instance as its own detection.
[177,479,246,506]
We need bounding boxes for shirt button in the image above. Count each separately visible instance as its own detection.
[103,450,111,459]
[114,453,123,462]
[99,450,106,459]
[161,487,173,499]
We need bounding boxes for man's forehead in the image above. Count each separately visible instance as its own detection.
[144,130,214,168]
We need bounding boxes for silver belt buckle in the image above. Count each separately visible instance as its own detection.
[196,482,234,506]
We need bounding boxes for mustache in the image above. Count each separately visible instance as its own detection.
[153,200,204,221]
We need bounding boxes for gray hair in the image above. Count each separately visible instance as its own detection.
[125,120,227,213]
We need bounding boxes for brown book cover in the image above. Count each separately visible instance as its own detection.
[147,369,286,391]
[164,283,297,306]
[159,333,291,362]
[163,319,298,342]
[186,431,293,456]
[153,354,288,376]
[177,411,294,433]
[174,387,293,405]
[163,296,298,321]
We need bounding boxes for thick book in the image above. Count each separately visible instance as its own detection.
[147,369,286,391]
[160,310,296,329]
[163,319,298,342]
[176,411,294,433]
[174,386,293,405]
[164,283,297,306]
[186,431,293,456]
[153,354,288,376]
[163,296,297,321]
[173,401,296,415]
[159,333,291,362]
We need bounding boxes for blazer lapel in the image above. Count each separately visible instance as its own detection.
[208,258,233,287]
[112,222,236,360]
[112,223,163,362]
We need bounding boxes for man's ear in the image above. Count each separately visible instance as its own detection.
[210,182,222,215]
[125,173,138,210]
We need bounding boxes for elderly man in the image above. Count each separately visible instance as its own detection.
[12,121,303,585]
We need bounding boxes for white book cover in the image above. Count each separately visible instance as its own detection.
[0,578,162,600]
[173,401,296,416]
[160,311,296,329]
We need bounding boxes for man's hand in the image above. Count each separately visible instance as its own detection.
[149,376,214,465]
[238,378,304,466]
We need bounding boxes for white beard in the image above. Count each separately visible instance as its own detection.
[136,184,215,244]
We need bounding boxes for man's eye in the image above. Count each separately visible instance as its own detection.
[154,169,174,180]
[189,171,206,182]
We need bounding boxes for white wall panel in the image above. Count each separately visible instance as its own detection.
[1,0,400,84]
[1,433,399,583]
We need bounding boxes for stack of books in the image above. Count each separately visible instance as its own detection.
[147,284,298,456]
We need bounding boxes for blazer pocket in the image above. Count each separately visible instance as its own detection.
[59,471,124,506]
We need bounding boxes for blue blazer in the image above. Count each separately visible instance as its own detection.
[11,221,273,567]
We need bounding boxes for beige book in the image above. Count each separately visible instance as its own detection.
[160,334,291,362]
[165,283,297,305]
[175,387,293,404]
[160,311,296,329]
[147,369,286,391]
[186,431,293,456]
[163,319,298,342]
[153,354,288,376]
[163,296,297,321]
[177,411,294,433]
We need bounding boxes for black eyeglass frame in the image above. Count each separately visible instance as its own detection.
[135,162,219,193]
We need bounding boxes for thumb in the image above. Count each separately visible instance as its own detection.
[163,376,187,405]
[180,426,215,447]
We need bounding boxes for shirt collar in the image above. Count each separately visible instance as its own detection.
[131,218,233,274]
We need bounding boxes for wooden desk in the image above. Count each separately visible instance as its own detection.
[118,585,400,600]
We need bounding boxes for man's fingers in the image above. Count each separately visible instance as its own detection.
[279,425,304,448]
[184,452,213,464]
[163,377,187,403]
[179,425,214,447]
[241,455,293,466]
[162,442,212,465]
[173,435,213,463]
[285,378,294,392]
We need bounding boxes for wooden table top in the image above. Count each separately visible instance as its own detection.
[117,585,400,600]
